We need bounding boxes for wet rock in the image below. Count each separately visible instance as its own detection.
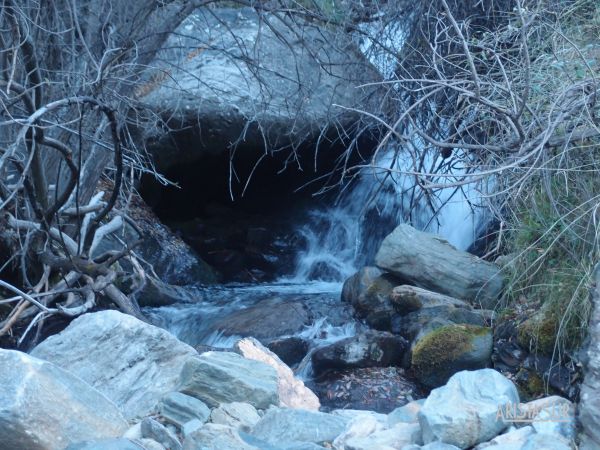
[183,423,257,450]
[411,324,493,388]
[141,418,182,450]
[250,408,348,446]
[267,337,309,367]
[178,351,278,409]
[208,298,311,341]
[210,402,261,432]
[419,369,520,449]
[158,392,210,429]
[311,331,408,376]
[144,8,382,170]
[0,349,128,450]
[392,305,486,342]
[31,310,198,420]
[375,224,504,308]
[234,337,320,410]
[309,366,422,413]
[390,285,472,315]
[341,267,397,330]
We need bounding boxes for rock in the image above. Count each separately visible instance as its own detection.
[268,337,309,367]
[332,415,385,450]
[250,408,349,446]
[390,285,472,315]
[388,400,425,426]
[0,349,128,450]
[343,422,421,450]
[311,331,407,376]
[210,402,261,431]
[532,403,576,440]
[519,395,573,421]
[65,439,143,450]
[419,369,520,449]
[411,324,493,388]
[143,8,382,170]
[31,310,198,420]
[309,366,422,413]
[392,306,486,343]
[410,444,462,450]
[521,433,572,450]
[341,267,398,330]
[182,420,204,439]
[158,392,210,428]
[141,418,182,450]
[234,337,320,410]
[183,423,258,450]
[209,298,311,341]
[331,409,388,425]
[474,426,534,449]
[516,302,560,355]
[579,264,600,449]
[137,440,167,450]
[375,224,504,308]
[178,351,278,409]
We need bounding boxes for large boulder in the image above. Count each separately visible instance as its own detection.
[0,349,128,450]
[390,285,472,315]
[31,310,198,420]
[419,369,520,449]
[341,266,398,330]
[375,224,504,308]
[183,423,257,450]
[141,7,382,170]
[411,324,493,388]
[234,338,320,410]
[178,351,279,409]
[311,331,408,376]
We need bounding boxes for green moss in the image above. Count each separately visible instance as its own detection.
[517,305,560,355]
[411,324,489,372]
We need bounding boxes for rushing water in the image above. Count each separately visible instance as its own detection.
[147,19,490,379]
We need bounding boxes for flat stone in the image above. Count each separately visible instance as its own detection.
[141,418,182,450]
[178,351,278,409]
[250,408,348,446]
[210,402,261,431]
[390,285,471,315]
[158,392,210,428]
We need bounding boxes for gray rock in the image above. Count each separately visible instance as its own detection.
[521,433,572,450]
[388,400,426,426]
[331,409,388,425]
[267,337,309,367]
[141,418,182,450]
[234,337,320,410]
[178,351,278,409]
[474,426,534,449]
[411,324,493,388]
[333,414,385,449]
[65,439,142,450]
[137,440,167,450]
[182,420,204,439]
[390,285,472,315]
[183,423,258,450]
[210,402,261,431]
[158,392,210,428]
[532,403,576,440]
[341,266,397,330]
[31,310,198,420]
[419,369,520,449]
[343,422,421,450]
[0,349,128,450]
[418,443,463,450]
[143,8,382,170]
[579,264,600,449]
[250,408,349,446]
[311,330,408,376]
[375,224,504,309]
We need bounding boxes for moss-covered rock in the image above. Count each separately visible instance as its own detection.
[517,303,560,355]
[411,324,492,388]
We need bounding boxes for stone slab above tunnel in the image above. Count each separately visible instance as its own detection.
[138,7,384,170]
